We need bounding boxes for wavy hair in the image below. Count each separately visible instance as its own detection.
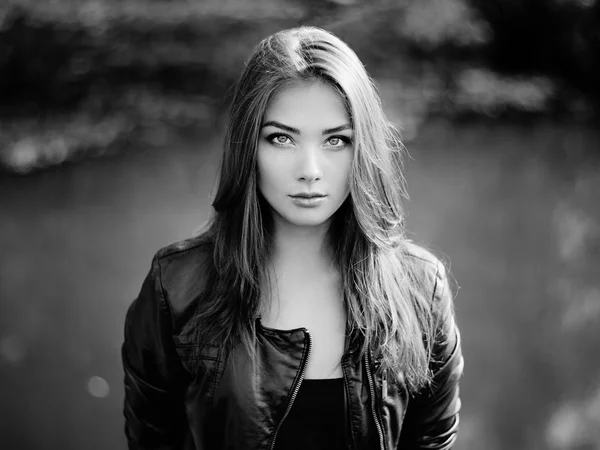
[198,26,436,393]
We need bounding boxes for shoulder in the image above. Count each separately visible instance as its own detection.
[150,232,215,320]
[399,241,449,298]
[401,242,459,370]
[154,232,214,273]
[401,240,441,269]
[396,241,456,333]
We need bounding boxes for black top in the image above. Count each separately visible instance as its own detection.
[274,377,347,450]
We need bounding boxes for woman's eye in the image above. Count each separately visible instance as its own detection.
[327,136,350,148]
[269,134,292,145]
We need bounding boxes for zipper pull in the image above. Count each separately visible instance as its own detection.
[382,370,387,400]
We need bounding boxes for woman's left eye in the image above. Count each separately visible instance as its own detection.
[326,136,350,148]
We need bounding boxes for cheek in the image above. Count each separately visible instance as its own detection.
[334,153,353,187]
[257,153,284,192]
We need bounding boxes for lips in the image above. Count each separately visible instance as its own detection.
[290,193,327,199]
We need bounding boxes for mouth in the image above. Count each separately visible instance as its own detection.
[289,193,327,199]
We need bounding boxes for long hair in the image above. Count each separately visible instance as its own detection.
[199,26,437,393]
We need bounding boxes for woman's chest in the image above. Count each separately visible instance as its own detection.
[260,279,347,378]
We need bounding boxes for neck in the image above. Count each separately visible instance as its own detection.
[260,216,341,319]
[270,218,334,268]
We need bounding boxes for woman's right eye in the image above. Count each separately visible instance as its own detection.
[268,134,292,146]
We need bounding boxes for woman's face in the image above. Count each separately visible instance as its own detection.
[257,81,354,230]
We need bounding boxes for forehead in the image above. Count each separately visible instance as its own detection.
[264,81,350,128]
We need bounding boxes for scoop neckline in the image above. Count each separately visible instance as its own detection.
[303,377,343,382]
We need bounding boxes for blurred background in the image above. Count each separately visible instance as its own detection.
[0,0,599,449]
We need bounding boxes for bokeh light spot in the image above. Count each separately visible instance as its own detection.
[0,335,26,366]
[87,376,110,398]
[576,0,596,8]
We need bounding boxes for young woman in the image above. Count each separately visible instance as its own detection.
[122,26,463,450]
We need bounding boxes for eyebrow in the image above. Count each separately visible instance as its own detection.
[262,120,352,135]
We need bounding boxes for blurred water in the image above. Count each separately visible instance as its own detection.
[0,119,599,450]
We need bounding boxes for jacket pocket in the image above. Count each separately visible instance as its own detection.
[173,339,221,381]
[174,342,219,361]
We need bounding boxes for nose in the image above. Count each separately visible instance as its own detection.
[296,145,322,183]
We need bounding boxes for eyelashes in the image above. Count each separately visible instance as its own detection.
[325,136,352,147]
[268,133,293,146]
[266,133,352,149]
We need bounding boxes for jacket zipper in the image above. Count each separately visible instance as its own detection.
[268,328,312,450]
[365,351,385,450]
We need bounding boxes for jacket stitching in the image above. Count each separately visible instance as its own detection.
[405,252,438,268]
[175,342,219,348]
[177,354,218,362]
[431,263,441,304]
[155,255,177,331]
[156,239,212,263]
[342,358,358,447]
[209,346,222,403]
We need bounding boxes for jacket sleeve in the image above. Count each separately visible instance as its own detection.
[398,261,464,449]
[122,253,189,449]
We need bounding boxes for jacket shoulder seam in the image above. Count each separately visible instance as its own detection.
[155,236,212,263]
[401,244,446,302]
[154,254,177,331]
[405,252,439,268]
[401,242,441,270]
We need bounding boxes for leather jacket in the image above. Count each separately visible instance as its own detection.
[122,235,464,450]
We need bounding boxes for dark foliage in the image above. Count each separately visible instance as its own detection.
[469,0,600,108]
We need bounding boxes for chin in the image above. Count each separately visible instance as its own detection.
[280,209,334,228]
